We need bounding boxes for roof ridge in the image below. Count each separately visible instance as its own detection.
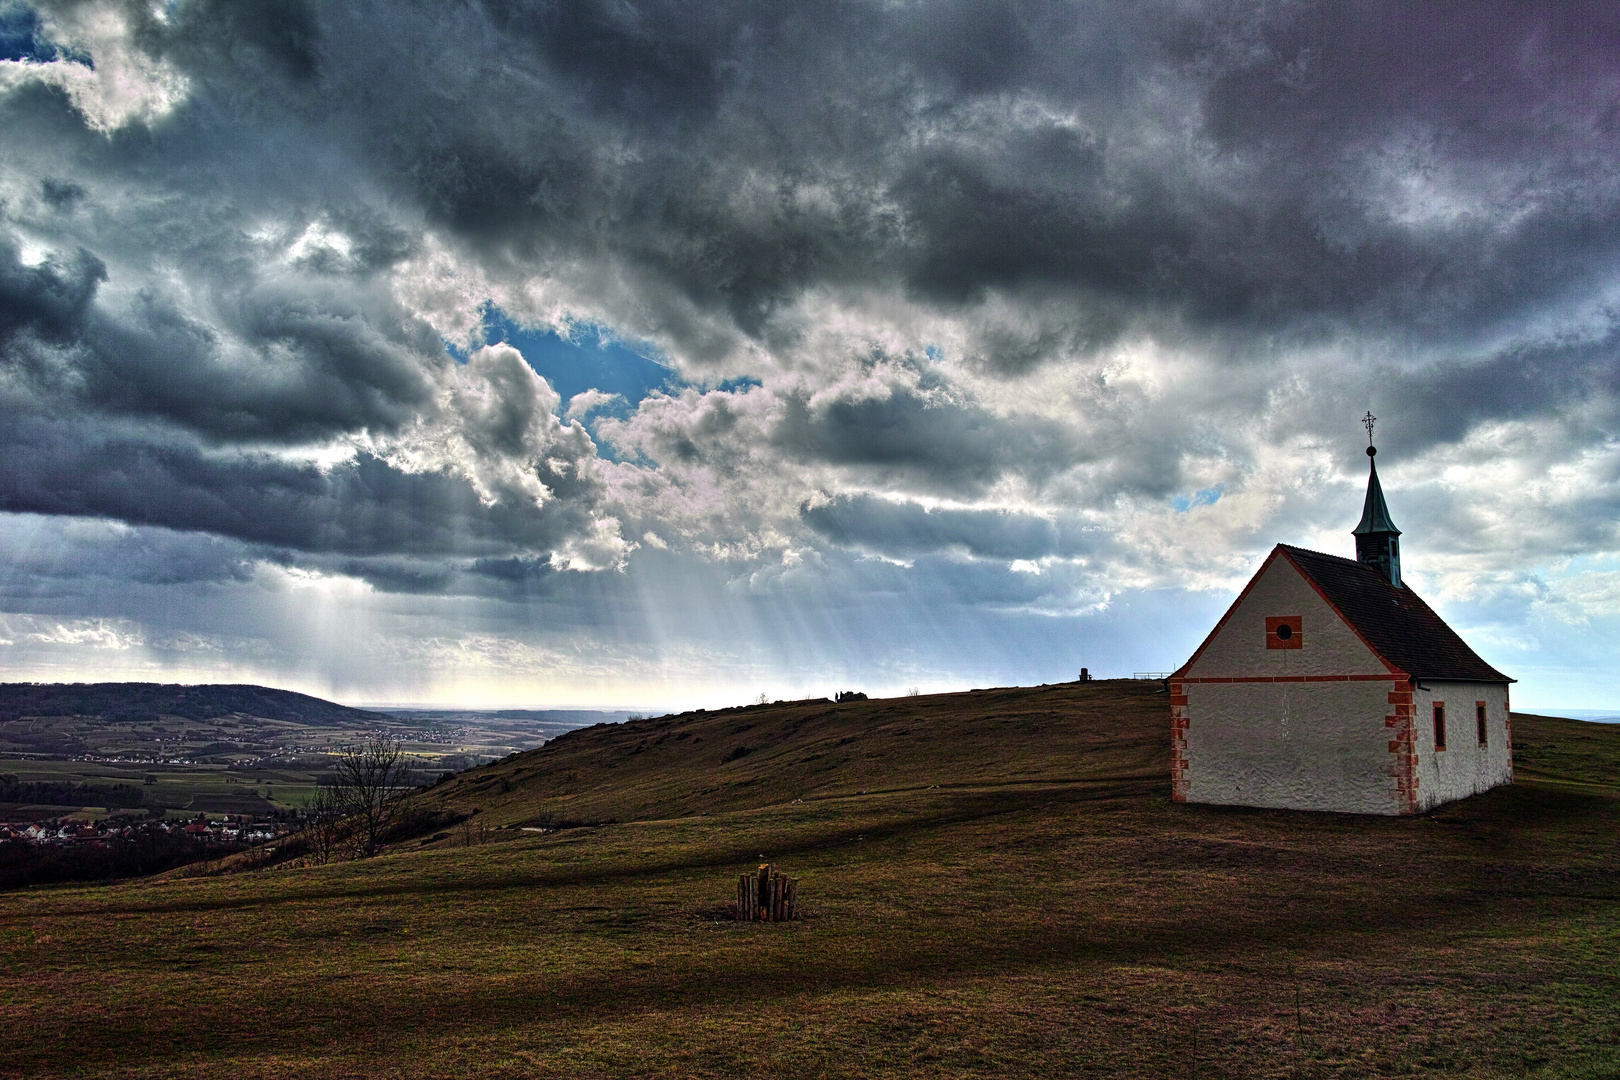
[1277,542,1356,563]
[1281,544,1511,684]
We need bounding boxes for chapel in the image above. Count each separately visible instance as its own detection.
[1168,420,1514,815]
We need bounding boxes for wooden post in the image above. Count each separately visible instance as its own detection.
[735,864,801,921]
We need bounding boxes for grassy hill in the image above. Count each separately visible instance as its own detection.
[1,681,1617,1079]
[0,682,393,726]
[419,680,1164,826]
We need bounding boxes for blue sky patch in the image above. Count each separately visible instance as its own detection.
[478,305,679,413]
[0,5,49,62]
[0,4,89,65]
[1171,485,1225,513]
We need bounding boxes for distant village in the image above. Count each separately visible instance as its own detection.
[0,807,306,888]
[1,813,287,848]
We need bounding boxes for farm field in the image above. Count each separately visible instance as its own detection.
[0,755,319,819]
[1,681,1617,1078]
[0,683,621,817]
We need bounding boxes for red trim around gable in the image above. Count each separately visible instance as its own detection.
[1178,674,1398,684]
[1276,547,1405,676]
[1170,546,1288,679]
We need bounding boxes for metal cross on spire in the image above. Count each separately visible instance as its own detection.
[1362,410,1376,446]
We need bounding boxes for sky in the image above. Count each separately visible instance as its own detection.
[0,1,1617,712]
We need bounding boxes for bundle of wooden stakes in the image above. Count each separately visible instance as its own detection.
[736,863,799,922]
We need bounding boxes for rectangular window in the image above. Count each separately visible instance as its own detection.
[1433,702,1447,751]
[1477,702,1488,746]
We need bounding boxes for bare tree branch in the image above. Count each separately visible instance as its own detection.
[332,736,408,858]
[302,783,346,865]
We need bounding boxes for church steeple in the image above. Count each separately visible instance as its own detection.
[1353,412,1401,587]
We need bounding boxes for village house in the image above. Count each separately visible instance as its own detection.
[1169,420,1514,815]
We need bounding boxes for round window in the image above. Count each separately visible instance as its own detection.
[1275,624,1293,640]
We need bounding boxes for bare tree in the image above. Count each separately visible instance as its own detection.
[332,736,409,858]
[302,783,346,865]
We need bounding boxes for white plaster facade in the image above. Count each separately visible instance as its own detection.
[1410,680,1513,812]
[1171,546,1513,816]
[1179,555,1387,681]
[1179,679,1399,813]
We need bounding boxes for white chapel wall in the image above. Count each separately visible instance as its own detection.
[1410,681,1513,812]
[1182,554,1389,679]
[1180,553,1401,814]
[1183,679,1399,813]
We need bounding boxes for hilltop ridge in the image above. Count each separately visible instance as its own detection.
[423,679,1169,827]
[0,682,391,727]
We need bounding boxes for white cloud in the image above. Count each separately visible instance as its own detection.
[566,388,624,420]
[0,2,189,132]
[7,616,145,650]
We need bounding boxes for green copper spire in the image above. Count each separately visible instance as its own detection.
[1353,412,1401,586]
[1353,452,1401,536]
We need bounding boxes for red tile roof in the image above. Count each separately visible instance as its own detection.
[1280,545,1511,684]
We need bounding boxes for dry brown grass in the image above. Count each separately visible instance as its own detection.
[1,681,1616,1078]
[420,680,1165,826]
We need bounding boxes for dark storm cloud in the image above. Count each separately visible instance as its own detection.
[4,0,1619,590]
[0,230,438,444]
[1380,334,1620,456]
[1175,3,1620,333]
[0,413,603,558]
[0,516,256,588]
[217,0,1613,352]
[802,493,1108,563]
[0,212,617,571]
[0,238,102,343]
[18,1,1620,353]
[772,386,1082,496]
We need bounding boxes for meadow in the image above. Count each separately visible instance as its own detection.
[1,681,1616,1078]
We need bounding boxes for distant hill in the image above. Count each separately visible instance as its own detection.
[422,680,1170,827]
[0,682,391,727]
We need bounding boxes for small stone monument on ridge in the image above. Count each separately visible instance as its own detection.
[1169,415,1515,815]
